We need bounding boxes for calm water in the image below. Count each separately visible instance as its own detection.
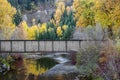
[0,56,58,80]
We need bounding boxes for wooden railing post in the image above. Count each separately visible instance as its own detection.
[38,41,39,52]
[52,41,54,52]
[66,41,67,52]
[79,40,81,49]
[11,41,12,52]
[0,41,1,53]
[24,41,26,53]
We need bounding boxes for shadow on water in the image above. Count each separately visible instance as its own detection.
[36,57,59,70]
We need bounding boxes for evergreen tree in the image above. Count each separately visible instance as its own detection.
[13,10,22,26]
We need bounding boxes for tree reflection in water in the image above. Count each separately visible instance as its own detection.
[0,55,58,80]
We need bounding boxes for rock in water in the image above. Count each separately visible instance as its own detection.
[37,64,79,80]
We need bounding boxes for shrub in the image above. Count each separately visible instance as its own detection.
[97,40,120,80]
[76,46,100,76]
[115,38,120,53]
[76,40,120,80]
[0,55,14,74]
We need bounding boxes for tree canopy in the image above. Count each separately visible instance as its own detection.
[0,0,16,39]
[73,0,120,37]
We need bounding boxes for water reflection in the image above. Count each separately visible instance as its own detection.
[24,59,47,76]
[0,55,58,80]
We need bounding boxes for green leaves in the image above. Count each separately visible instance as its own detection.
[60,9,76,27]
[76,46,99,76]
[35,6,75,40]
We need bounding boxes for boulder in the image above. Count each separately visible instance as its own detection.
[37,64,79,80]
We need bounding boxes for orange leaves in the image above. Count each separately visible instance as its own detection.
[97,40,120,79]
[99,57,107,64]
[99,40,119,66]
[99,51,108,64]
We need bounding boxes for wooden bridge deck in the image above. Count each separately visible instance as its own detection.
[0,40,106,53]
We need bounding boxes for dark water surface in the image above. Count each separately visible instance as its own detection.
[0,55,58,80]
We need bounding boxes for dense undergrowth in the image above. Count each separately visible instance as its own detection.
[76,40,120,80]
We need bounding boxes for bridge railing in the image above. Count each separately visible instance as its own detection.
[0,40,107,53]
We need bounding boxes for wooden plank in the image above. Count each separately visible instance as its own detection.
[26,41,38,52]
[0,40,107,53]
[1,41,11,52]
[67,41,80,51]
[12,41,24,52]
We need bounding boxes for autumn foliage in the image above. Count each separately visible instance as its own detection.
[76,40,120,79]
[0,0,75,40]
[73,0,120,37]
[73,0,95,27]
[0,0,16,39]
[0,0,120,39]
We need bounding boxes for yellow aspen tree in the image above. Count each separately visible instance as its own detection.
[94,0,120,36]
[73,0,95,28]
[0,0,16,39]
[28,25,39,40]
[11,23,28,40]
[20,21,29,39]
[66,6,71,15]
[57,26,63,37]
[54,2,65,25]
[62,25,68,30]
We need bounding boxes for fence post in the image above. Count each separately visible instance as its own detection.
[0,41,2,53]
[38,41,39,52]
[11,41,12,52]
[52,41,54,52]
[66,41,67,52]
[79,40,81,49]
[24,41,26,53]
